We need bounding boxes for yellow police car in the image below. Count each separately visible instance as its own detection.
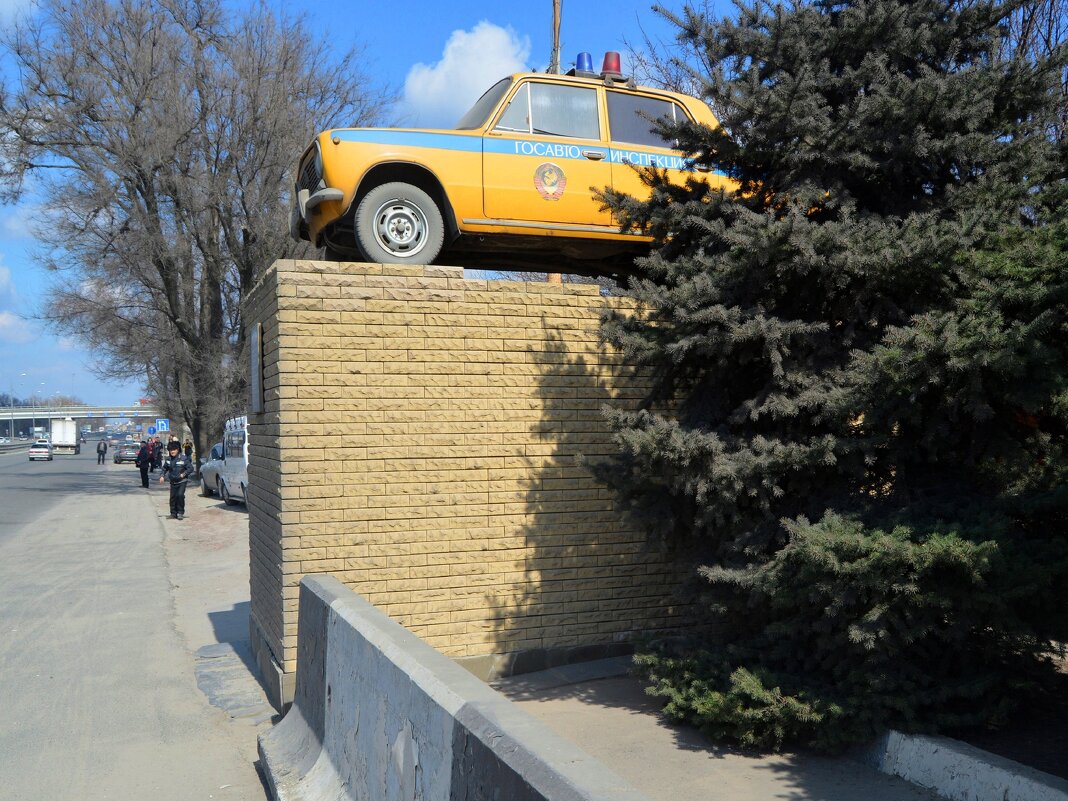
[290,52,731,273]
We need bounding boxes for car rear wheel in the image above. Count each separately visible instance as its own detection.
[354,182,444,265]
[201,478,214,497]
[220,479,237,506]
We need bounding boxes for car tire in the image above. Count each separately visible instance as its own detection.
[322,246,354,262]
[201,478,214,497]
[220,479,237,506]
[354,182,445,265]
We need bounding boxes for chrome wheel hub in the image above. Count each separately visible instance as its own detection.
[373,199,428,257]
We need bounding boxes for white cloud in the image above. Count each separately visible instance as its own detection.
[1,202,38,239]
[0,263,11,295]
[400,22,531,129]
[0,0,36,27]
[56,336,78,352]
[0,310,35,343]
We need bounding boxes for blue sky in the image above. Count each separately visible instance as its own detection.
[0,0,727,406]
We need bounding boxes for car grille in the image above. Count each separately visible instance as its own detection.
[297,146,323,194]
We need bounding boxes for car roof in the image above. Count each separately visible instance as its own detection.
[323,71,718,138]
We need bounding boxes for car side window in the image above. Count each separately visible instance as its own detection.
[495,82,600,140]
[211,443,223,460]
[226,432,245,459]
[495,84,530,132]
[607,92,687,148]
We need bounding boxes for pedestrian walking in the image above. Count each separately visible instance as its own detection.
[150,437,162,473]
[96,438,108,465]
[160,440,193,519]
[135,440,151,488]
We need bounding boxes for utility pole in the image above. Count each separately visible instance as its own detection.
[546,0,565,284]
[550,0,562,74]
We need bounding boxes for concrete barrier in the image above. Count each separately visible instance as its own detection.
[258,576,652,801]
[858,731,1068,801]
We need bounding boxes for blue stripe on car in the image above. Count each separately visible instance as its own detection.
[328,129,722,174]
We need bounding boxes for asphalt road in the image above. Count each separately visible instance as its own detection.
[0,446,269,800]
[0,443,91,537]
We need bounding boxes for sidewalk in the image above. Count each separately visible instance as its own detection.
[494,659,940,801]
[0,463,270,800]
[159,480,277,733]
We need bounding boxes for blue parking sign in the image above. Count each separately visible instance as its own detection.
[156,419,170,432]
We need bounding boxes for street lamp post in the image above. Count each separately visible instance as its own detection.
[31,382,43,439]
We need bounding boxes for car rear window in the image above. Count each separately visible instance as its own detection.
[607,91,689,148]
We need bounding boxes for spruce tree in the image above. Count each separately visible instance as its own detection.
[598,0,1068,750]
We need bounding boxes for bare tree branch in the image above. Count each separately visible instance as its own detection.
[1,0,395,459]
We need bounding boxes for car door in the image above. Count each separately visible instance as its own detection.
[482,79,613,228]
[606,90,695,207]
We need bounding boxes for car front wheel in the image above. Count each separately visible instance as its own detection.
[354,182,444,265]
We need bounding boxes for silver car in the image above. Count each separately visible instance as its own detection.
[28,440,53,461]
[198,442,224,496]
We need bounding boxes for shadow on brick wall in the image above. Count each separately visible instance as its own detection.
[480,319,702,671]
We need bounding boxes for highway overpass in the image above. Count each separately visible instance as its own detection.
[0,404,164,437]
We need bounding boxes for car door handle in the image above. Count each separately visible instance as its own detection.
[582,150,606,161]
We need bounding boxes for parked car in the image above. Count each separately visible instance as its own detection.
[113,443,141,464]
[28,440,53,461]
[0,436,10,444]
[198,442,224,497]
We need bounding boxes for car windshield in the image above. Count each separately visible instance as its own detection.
[454,78,513,130]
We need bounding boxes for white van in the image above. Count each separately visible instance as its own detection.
[216,415,249,506]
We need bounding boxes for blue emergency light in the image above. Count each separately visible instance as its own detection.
[575,51,594,75]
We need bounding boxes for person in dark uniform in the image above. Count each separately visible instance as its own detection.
[135,440,151,488]
[160,440,193,519]
[150,436,163,473]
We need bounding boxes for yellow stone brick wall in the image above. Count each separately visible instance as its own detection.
[246,259,693,675]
